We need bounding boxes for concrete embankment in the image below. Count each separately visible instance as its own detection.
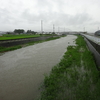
[84,37,100,70]
[0,36,59,47]
[86,38,100,54]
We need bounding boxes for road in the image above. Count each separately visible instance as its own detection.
[0,35,77,100]
[81,34,100,44]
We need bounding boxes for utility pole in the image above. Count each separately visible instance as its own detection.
[58,27,60,32]
[53,24,55,33]
[57,27,59,35]
[41,20,43,34]
[84,27,85,32]
[98,27,99,30]
[64,27,65,32]
[58,27,59,33]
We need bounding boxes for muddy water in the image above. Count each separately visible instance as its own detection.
[0,35,77,100]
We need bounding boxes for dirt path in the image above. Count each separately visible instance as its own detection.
[0,35,77,100]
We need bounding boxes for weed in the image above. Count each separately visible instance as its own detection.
[40,35,100,100]
[0,45,21,52]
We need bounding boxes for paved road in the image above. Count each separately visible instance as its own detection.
[82,34,100,44]
[0,35,77,100]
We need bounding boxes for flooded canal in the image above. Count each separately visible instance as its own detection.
[0,35,77,100]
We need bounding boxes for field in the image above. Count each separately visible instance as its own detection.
[40,35,100,100]
[0,34,41,40]
[0,34,54,40]
[0,36,61,53]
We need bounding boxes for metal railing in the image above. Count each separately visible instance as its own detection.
[81,33,100,44]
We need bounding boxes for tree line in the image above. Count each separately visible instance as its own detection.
[13,29,37,34]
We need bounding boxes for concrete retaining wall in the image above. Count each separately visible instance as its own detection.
[0,36,59,47]
[85,38,100,71]
[87,39,100,54]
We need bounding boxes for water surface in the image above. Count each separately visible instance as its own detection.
[0,35,77,100]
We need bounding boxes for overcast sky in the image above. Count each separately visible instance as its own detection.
[0,0,100,32]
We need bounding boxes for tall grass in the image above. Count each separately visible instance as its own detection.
[0,45,22,52]
[40,35,100,100]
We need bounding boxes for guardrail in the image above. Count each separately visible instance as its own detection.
[81,34,100,44]
[81,34,100,54]
[81,34,100,69]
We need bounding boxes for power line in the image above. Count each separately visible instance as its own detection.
[53,24,55,33]
[41,20,43,34]
[84,27,85,32]
[64,27,65,32]
[98,27,99,30]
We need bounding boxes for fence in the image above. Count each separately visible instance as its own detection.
[83,36,100,70]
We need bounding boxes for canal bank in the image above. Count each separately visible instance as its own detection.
[0,35,77,100]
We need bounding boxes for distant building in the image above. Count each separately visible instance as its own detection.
[6,32,14,34]
[95,30,100,36]
[0,31,6,35]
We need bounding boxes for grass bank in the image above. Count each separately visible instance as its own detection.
[40,35,100,100]
[0,34,57,40]
[0,34,40,40]
[0,36,61,53]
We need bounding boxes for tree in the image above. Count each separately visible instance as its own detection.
[14,29,25,34]
[27,30,37,34]
[27,30,31,33]
[52,32,55,34]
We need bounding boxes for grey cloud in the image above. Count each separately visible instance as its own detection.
[21,9,92,25]
[0,0,99,32]
[0,8,13,24]
[20,8,93,32]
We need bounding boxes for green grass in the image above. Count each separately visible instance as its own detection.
[0,45,22,52]
[40,35,100,100]
[0,34,41,40]
[0,36,61,53]
[26,37,61,46]
[0,34,57,40]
